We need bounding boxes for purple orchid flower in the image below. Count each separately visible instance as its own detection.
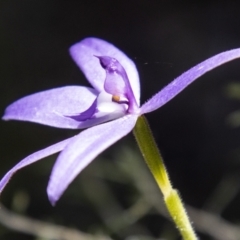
[1,37,240,205]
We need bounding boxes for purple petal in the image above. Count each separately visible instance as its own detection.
[69,37,140,105]
[3,86,98,129]
[47,114,138,205]
[0,137,74,194]
[141,48,240,114]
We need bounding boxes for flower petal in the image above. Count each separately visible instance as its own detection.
[141,48,240,114]
[69,37,140,105]
[47,114,138,205]
[3,86,98,129]
[0,137,74,194]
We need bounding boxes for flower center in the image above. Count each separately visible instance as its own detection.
[96,56,138,113]
[66,55,139,124]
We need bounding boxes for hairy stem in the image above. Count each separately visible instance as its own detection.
[133,115,197,240]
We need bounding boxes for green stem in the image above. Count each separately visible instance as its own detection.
[133,115,197,240]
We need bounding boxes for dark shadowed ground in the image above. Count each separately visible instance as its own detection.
[1,1,240,239]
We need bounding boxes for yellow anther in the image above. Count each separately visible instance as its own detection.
[112,95,120,102]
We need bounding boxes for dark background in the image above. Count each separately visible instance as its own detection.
[1,1,240,240]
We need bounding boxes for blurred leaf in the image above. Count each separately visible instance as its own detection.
[226,110,240,127]
[225,82,240,100]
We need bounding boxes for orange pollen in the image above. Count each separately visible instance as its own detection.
[112,95,120,102]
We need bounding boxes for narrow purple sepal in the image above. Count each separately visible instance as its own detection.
[141,48,240,114]
[47,114,138,205]
[69,37,141,105]
[0,137,74,194]
[3,86,98,129]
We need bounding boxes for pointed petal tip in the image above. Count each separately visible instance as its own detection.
[0,172,11,194]
[48,195,57,206]
[47,178,63,206]
[2,111,10,121]
[47,185,59,206]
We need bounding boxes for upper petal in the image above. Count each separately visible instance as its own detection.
[47,114,138,205]
[0,136,74,194]
[69,37,140,105]
[3,86,98,129]
[141,48,240,114]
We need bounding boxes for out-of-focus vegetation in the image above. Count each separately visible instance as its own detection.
[225,82,240,127]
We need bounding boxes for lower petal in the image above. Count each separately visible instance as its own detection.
[0,137,74,194]
[47,114,138,205]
